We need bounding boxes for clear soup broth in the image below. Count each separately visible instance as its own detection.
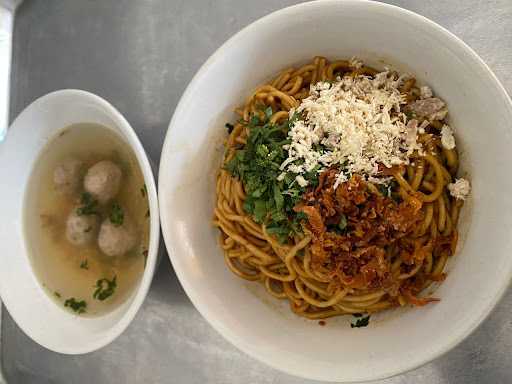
[24,123,149,316]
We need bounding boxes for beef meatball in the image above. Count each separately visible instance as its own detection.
[65,209,99,246]
[53,158,83,195]
[98,218,137,257]
[83,160,122,204]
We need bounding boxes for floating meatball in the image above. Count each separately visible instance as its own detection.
[53,158,83,195]
[83,160,122,204]
[98,217,137,257]
[65,209,99,246]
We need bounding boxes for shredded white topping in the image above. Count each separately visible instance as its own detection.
[295,175,308,187]
[418,119,429,134]
[441,124,456,150]
[349,57,363,69]
[420,85,433,99]
[280,72,421,188]
[448,178,470,200]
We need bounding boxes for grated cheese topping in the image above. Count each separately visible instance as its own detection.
[420,85,433,99]
[448,178,470,200]
[280,72,422,187]
[349,57,363,69]
[418,119,429,134]
[441,124,456,150]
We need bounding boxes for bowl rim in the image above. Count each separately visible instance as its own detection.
[1,89,161,354]
[159,0,512,381]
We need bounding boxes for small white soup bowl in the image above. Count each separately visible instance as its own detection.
[0,89,160,354]
[159,0,512,382]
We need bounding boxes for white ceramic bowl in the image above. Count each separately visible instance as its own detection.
[0,89,160,354]
[159,0,512,382]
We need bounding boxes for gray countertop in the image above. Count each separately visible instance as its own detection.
[2,0,512,383]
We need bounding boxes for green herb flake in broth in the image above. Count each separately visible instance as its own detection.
[93,276,117,301]
[145,209,150,218]
[64,298,87,314]
[80,259,89,270]
[76,192,98,216]
[140,184,147,198]
[54,291,61,298]
[109,202,124,226]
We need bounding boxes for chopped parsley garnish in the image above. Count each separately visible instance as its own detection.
[264,105,273,120]
[64,298,87,314]
[54,291,61,298]
[327,213,348,234]
[93,276,117,301]
[224,112,317,243]
[404,110,416,120]
[109,202,124,226]
[80,259,89,270]
[338,213,348,231]
[76,192,98,216]
[140,184,147,198]
[378,179,401,203]
[350,313,370,328]
[377,184,391,198]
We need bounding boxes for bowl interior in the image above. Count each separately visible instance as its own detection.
[159,0,512,382]
[0,90,160,354]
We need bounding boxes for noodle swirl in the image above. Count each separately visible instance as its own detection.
[213,57,465,320]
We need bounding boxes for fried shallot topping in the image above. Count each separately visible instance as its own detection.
[295,171,441,304]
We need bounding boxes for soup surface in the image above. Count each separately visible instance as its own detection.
[25,123,149,316]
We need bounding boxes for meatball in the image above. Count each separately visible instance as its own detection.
[65,209,99,246]
[53,158,83,195]
[98,218,137,257]
[83,160,122,204]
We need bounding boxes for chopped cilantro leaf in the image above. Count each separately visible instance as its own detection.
[80,259,89,270]
[224,113,312,242]
[264,106,273,120]
[377,184,390,197]
[109,202,124,226]
[338,214,347,231]
[350,313,370,328]
[249,114,261,127]
[76,192,98,216]
[64,298,87,314]
[93,276,117,301]
[404,110,416,120]
[377,179,398,198]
